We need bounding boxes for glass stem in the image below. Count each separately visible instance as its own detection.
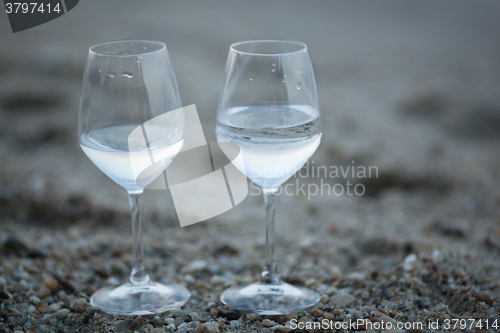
[260,190,282,285]
[128,191,151,285]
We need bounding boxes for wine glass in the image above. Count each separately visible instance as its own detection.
[78,40,190,315]
[215,40,322,314]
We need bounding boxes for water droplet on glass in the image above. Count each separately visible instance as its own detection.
[121,71,133,78]
[282,79,286,83]
[298,68,303,74]
[284,74,287,78]
[272,63,276,67]
[297,82,302,90]
[98,67,103,73]
[143,46,147,50]
[249,78,253,81]
[106,72,116,78]
[271,68,276,72]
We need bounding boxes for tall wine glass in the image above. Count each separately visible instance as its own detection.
[216,40,322,314]
[78,40,190,315]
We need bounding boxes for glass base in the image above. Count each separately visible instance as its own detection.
[220,282,320,315]
[90,282,190,315]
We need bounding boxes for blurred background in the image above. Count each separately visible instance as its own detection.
[1,0,500,320]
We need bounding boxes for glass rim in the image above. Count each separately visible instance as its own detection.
[230,39,308,56]
[89,39,167,57]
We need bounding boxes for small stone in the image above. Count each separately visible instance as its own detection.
[320,295,329,304]
[195,322,219,333]
[43,277,59,291]
[99,317,108,324]
[53,274,75,293]
[165,323,176,332]
[403,253,417,271]
[415,298,427,308]
[311,308,323,317]
[49,303,60,311]
[26,305,36,313]
[333,308,341,315]
[475,292,494,305]
[210,308,219,317]
[347,272,365,283]
[56,308,70,318]
[324,312,335,320]
[229,320,240,327]
[0,290,9,299]
[189,312,201,321]
[218,308,240,320]
[261,329,271,333]
[134,316,144,324]
[186,260,207,272]
[330,293,355,307]
[115,319,141,332]
[360,306,377,315]
[29,296,41,304]
[37,287,51,298]
[349,309,363,320]
[369,310,398,328]
[261,319,275,327]
[380,288,394,298]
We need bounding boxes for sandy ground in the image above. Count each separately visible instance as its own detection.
[1,1,500,332]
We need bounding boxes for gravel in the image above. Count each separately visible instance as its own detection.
[1,1,500,333]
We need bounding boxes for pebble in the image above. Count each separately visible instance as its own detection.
[403,253,417,271]
[261,329,271,333]
[26,304,36,313]
[165,323,176,332]
[324,312,335,320]
[218,308,240,320]
[349,308,363,320]
[474,292,494,304]
[311,308,323,317]
[380,288,394,298]
[43,277,59,291]
[0,290,9,299]
[189,312,201,321]
[320,294,329,303]
[186,260,208,272]
[360,306,377,315]
[195,322,219,333]
[330,293,355,307]
[28,296,41,304]
[229,320,240,327]
[261,319,275,327]
[49,303,60,311]
[36,287,51,299]
[347,272,365,283]
[115,319,141,332]
[56,308,70,318]
[99,317,108,324]
[369,310,397,327]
